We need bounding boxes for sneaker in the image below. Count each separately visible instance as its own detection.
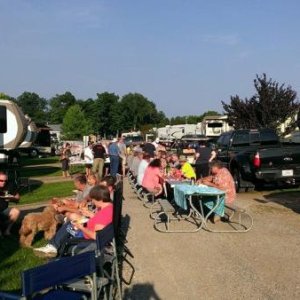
[34,244,57,254]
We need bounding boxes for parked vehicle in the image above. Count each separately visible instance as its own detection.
[124,135,144,146]
[216,128,300,192]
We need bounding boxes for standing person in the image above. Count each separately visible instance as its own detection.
[118,137,127,177]
[61,143,72,178]
[84,142,94,177]
[195,141,216,179]
[92,140,106,180]
[0,172,20,236]
[108,138,120,177]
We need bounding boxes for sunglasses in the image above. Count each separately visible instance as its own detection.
[0,179,7,182]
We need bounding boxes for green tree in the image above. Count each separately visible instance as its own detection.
[119,93,163,131]
[17,91,47,123]
[61,104,92,139]
[94,92,120,136]
[49,92,76,123]
[0,92,15,101]
[222,74,300,134]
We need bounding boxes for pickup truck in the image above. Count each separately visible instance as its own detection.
[216,128,300,192]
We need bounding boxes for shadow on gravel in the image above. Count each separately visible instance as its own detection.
[123,283,161,300]
[253,191,300,214]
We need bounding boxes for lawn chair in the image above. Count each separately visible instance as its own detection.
[0,252,97,300]
[63,224,119,300]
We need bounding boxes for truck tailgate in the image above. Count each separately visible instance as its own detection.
[258,146,300,179]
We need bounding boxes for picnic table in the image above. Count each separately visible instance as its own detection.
[154,182,226,233]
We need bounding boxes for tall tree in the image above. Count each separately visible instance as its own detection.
[17,91,47,123]
[94,92,120,136]
[222,74,300,134]
[49,91,76,123]
[61,104,92,140]
[119,93,163,131]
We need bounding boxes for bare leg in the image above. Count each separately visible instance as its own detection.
[4,207,20,235]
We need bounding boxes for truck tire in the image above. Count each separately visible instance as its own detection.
[29,148,38,158]
[232,168,245,193]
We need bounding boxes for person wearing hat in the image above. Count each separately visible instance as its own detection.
[179,156,196,180]
[108,138,120,177]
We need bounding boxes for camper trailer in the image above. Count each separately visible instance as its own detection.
[157,124,203,141]
[0,100,28,150]
[0,99,29,164]
[202,115,232,137]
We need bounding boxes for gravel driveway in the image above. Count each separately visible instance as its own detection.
[122,181,300,300]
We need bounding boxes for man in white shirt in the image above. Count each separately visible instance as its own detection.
[84,142,94,176]
[137,153,151,185]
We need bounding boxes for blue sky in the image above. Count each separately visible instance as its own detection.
[1,0,300,117]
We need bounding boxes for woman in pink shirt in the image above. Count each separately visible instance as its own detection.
[34,185,113,256]
[142,158,164,196]
[70,185,113,240]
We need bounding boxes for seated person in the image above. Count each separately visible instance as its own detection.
[0,172,20,236]
[142,159,164,196]
[198,160,236,205]
[100,175,116,200]
[137,153,151,186]
[160,157,168,176]
[169,154,181,169]
[34,185,113,256]
[52,174,92,215]
[179,156,196,180]
[130,150,143,177]
[87,173,98,187]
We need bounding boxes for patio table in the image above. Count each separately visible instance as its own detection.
[173,184,225,232]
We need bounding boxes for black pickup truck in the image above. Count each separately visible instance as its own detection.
[216,128,300,191]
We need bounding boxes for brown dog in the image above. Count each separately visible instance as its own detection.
[19,206,59,247]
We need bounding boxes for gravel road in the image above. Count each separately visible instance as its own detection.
[122,180,300,300]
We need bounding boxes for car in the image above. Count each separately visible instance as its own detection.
[124,135,144,147]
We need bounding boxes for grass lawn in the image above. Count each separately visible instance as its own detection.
[0,180,76,291]
[19,156,60,166]
[20,166,62,177]
[18,164,85,178]
[0,232,47,292]
[20,181,74,205]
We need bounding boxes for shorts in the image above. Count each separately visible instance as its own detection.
[61,159,69,171]
[0,207,11,222]
[85,164,92,168]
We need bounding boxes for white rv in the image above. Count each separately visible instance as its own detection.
[157,124,203,141]
[0,100,28,150]
[202,115,232,137]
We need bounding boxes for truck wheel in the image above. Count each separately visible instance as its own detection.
[29,149,38,158]
[233,169,245,193]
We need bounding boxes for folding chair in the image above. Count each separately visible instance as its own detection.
[113,181,135,288]
[0,252,97,300]
[64,224,116,300]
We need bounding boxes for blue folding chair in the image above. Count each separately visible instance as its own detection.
[0,252,97,300]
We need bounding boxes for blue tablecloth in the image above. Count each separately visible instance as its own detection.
[173,184,225,216]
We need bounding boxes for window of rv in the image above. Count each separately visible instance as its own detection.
[207,122,223,128]
[0,106,7,133]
